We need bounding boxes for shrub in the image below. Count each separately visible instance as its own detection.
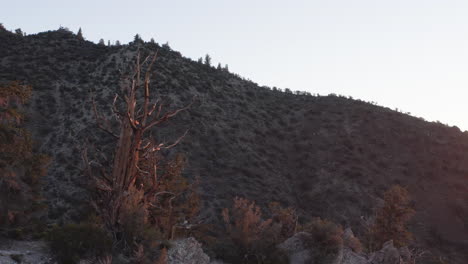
[48,222,112,264]
[344,234,363,253]
[0,81,49,235]
[301,218,344,262]
[367,185,415,250]
[221,197,289,263]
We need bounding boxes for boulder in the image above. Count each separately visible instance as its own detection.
[367,240,400,264]
[277,232,313,264]
[341,248,368,264]
[277,232,343,264]
[168,237,210,264]
[0,240,56,264]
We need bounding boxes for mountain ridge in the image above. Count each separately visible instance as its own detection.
[0,27,467,263]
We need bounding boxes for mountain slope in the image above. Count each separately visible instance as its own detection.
[0,28,467,263]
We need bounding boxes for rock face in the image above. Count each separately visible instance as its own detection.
[168,237,210,264]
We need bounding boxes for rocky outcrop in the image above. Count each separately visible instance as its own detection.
[168,237,210,264]
[278,230,412,264]
[277,232,343,264]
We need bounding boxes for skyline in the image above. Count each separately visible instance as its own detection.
[3,0,468,130]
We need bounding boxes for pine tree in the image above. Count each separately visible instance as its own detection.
[217,63,222,70]
[197,57,203,64]
[107,40,111,46]
[204,54,211,66]
[77,27,84,41]
[150,38,155,44]
[134,34,142,43]
[15,28,23,37]
[224,64,229,72]
[98,39,105,46]
[115,40,121,46]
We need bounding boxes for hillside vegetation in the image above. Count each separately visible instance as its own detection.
[0,26,467,263]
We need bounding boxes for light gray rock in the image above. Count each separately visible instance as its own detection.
[341,248,368,264]
[168,237,210,264]
[277,232,343,264]
[277,232,313,264]
[0,240,56,264]
[368,240,400,264]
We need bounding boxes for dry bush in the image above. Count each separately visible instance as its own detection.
[344,234,363,253]
[301,217,344,262]
[222,197,273,253]
[367,185,415,250]
[221,197,289,263]
[268,201,298,243]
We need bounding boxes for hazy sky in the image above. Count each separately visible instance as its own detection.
[3,0,468,130]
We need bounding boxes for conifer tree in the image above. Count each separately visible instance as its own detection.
[85,53,198,257]
[98,38,105,46]
[197,57,203,64]
[115,40,121,46]
[15,28,23,37]
[217,63,222,70]
[77,27,84,41]
[134,34,142,43]
[204,54,211,66]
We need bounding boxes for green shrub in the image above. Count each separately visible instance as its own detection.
[48,222,112,264]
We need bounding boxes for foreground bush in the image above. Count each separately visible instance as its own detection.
[301,217,344,262]
[221,197,290,263]
[0,81,49,236]
[48,222,112,264]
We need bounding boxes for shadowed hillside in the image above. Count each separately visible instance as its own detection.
[0,27,467,263]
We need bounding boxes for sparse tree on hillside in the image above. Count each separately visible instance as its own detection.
[134,34,143,43]
[98,38,105,46]
[368,185,415,250]
[115,40,121,46]
[150,38,155,44]
[217,63,222,70]
[107,40,111,46]
[162,42,171,50]
[77,27,84,41]
[197,57,203,64]
[204,54,211,66]
[223,64,229,72]
[15,28,23,37]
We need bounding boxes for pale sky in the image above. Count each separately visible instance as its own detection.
[3,0,468,130]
